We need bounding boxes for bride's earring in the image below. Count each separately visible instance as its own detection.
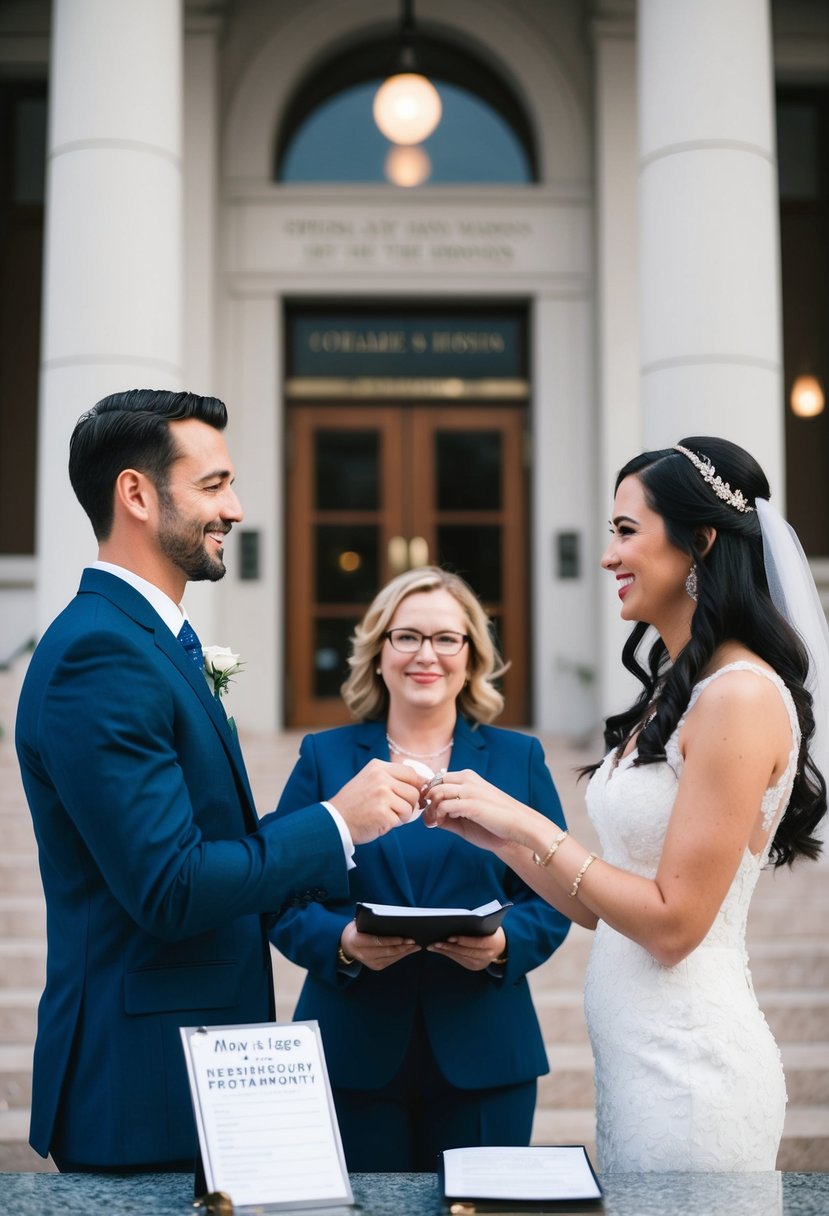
[685,563,699,603]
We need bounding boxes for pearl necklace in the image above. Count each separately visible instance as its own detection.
[386,732,453,761]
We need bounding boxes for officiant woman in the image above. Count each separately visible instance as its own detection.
[270,567,570,1171]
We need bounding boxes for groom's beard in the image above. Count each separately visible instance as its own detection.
[157,494,230,583]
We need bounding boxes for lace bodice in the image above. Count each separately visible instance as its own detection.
[587,661,799,949]
[583,662,796,1171]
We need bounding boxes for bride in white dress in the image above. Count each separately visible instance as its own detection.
[424,437,828,1172]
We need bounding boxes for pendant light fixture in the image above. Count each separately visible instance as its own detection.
[373,0,442,146]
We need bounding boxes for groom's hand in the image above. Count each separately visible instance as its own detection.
[331,760,422,844]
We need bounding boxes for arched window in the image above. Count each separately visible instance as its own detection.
[275,33,536,186]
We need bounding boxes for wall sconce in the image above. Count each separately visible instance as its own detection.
[373,0,442,146]
[790,374,825,419]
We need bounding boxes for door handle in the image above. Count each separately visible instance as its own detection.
[389,536,429,573]
[388,536,409,576]
[409,536,429,568]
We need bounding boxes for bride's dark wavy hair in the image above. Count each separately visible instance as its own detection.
[593,435,825,867]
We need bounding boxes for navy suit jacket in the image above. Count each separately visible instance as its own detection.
[15,570,348,1166]
[271,719,570,1091]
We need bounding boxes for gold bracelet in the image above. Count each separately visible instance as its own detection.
[337,945,355,966]
[532,829,568,867]
[569,852,597,898]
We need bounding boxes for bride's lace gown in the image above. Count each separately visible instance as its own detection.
[584,663,797,1172]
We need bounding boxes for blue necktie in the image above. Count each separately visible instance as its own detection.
[177,619,204,669]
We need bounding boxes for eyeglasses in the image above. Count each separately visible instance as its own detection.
[384,628,469,656]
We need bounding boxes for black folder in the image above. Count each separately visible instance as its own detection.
[355,900,513,947]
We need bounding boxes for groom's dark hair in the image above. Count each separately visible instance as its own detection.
[69,388,228,540]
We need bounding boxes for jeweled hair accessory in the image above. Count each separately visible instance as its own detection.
[673,445,755,513]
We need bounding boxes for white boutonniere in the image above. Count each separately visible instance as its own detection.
[202,645,243,699]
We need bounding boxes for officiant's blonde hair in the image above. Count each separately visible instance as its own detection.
[342,567,508,724]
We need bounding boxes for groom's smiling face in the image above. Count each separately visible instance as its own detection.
[155,418,243,584]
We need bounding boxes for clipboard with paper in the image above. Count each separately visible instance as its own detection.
[180,1020,353,1213]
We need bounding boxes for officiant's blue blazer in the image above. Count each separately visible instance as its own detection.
[15,569,348,1167]
[271,718,570,1092]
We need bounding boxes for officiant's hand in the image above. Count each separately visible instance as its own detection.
[340,919,421,971]
[332,759,422,844]
[422,769,529,853]
[427,926,507,971]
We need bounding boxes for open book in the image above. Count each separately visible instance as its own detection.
[355,899,512,946]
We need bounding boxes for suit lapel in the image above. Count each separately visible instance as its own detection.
[154,627,258,814]
[355,721,418,905]
[356,718,490,906]
[407,718,490,906]
[448,715,489,778]
[79,570,259,825]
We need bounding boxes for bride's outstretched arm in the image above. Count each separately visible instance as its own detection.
[423,777,599,930]
[425,671,790,964]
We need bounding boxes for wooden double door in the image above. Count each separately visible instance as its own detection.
[286,404,529,726]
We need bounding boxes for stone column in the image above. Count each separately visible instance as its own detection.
[179,9,222,646]
[37,0,183,631]
[592,0,642,723]
[638,0,783,493]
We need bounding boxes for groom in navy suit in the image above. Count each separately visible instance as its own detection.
[15,389,421,1172]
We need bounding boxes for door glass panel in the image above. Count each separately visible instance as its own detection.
[436,431,501,509]
[316,524,379,603]
[315,430,379,509]
[488,614,506,671]
[436,524,501,601]
[314,617,360,697]
[288,399,526,726]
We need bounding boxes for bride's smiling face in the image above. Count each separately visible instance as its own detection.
[601,474,694,634]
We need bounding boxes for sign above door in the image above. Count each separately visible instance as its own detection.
[286,309,528,400]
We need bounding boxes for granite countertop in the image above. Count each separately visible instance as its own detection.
[1,1170,828,1215]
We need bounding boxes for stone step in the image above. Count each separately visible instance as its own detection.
[760,990,829,1043]
[0,1044,33,1109]
[0,1139,54,1174]
[778,1106,829,1171]
[530,1106,595,1151]
[747,897,829,936]
[782,1044,829,1105]
[0,856,42,896]
[0,1108,30,1142]
[0,941,45,988]
[746,939,829,988]
[532,992,590,1046]
[0,818,37,851]
[0,896,45,937]
[0,988,38,1044]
